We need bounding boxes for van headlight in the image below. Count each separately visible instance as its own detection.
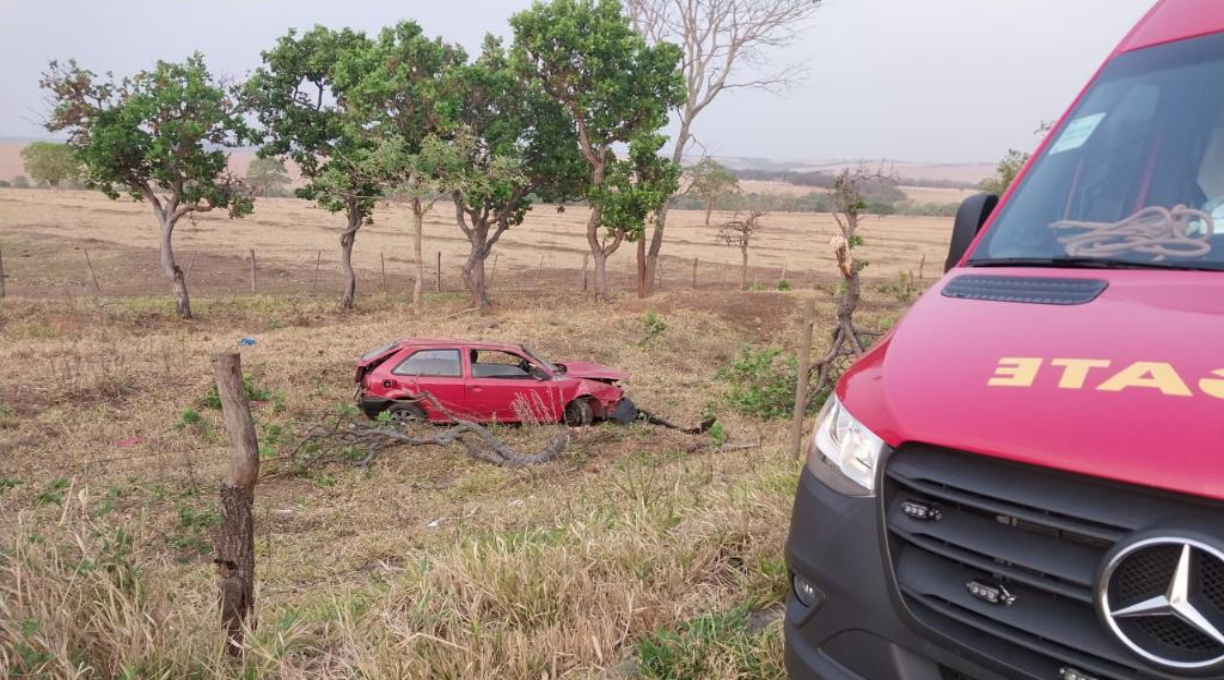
[806,396,889,496]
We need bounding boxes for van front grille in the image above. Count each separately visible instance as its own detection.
[884,445,1224,680]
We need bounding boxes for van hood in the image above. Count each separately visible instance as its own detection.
[559,361,629,382]
[841,268,1224,500]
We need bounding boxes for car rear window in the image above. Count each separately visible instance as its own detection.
[391,349,462,377]
[360,341,398,361]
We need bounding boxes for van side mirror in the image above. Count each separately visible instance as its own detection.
[945,193,999,271]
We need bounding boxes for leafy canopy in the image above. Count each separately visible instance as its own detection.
[20,142,80,188]
[510,0,686,238]
[980,148,1029,196]
[425,35,584,231]
[246,157,291,196]
[40,54,254,218]
[245,26,380,216]
[690,158,738,201]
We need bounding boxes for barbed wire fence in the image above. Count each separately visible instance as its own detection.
[0,241,935,303]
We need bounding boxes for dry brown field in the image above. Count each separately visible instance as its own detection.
[0,185,935,679]
[0,188,950,301]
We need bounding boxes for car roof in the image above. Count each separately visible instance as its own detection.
[1116,0,1224,54]
[398,337,526,353]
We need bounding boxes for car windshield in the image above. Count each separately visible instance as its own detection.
[971,32,1224,271]
[521,346,560,374]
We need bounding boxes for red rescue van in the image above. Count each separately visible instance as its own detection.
[785,2,1224,679]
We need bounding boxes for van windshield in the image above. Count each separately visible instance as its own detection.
[971,33,1224,271]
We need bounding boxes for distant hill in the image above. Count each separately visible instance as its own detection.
[712,156,993,185]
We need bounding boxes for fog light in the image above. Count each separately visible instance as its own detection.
[792,574,820,608]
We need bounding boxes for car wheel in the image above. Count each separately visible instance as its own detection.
[385,403,426,425]
[563,398,594,427]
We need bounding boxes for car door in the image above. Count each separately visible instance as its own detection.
[388,348,466,419]
[465,348,557,422]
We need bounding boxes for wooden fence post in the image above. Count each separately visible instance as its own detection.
[0,244,7,299]
[534,255,545,289]
[581,253,589,291]
[211,353,259,657]
[780,262,788,284]
[186,251,199,277]
[380,252,387,296]
[490,254,499,288]
[692,257,698,289]
[83,248,101,293]
[790,299,816,461]
[435,251,442,292]
[248,249,257,294]
[918,253,926,280]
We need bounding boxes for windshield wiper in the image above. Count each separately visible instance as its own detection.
[968,257,1224,272]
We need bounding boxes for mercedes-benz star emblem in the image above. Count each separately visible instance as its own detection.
[1099,537,1224,670]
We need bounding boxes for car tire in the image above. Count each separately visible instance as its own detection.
[385,402,426,425]
[564,398,594,427]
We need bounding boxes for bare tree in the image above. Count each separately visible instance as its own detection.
[718,210,765,290]
[806,167,892,403]
[626,0,821,297]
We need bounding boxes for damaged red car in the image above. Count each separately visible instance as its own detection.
[355,338,630,426]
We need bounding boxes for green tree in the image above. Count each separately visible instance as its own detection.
[20,141,80,188]
[980,148,1029,196]
[246,26,380,310]
[340,21,467,315]
[41,55,254,318]
[511,0,685,302]
[13,175,30,189]
[246,157,291,196]
[690,158,739,225]
[421,36,584,310]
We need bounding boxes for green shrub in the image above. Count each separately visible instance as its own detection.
[719,346,798,419]
[776,279,791,291]
[876,270,918,303]
[639,311,668,347]
[200,373,272,409]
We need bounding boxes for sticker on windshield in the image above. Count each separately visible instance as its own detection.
[1048,113,1106,155]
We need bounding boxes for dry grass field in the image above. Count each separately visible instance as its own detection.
[0,187,944,679]
[0,189,949,301]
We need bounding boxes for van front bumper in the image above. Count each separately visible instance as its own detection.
[784,468,1006,680]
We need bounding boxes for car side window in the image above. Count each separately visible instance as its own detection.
[391,349,462,377]
[470,350,532,379]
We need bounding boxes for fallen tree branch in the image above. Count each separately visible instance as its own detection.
[290,391,569,468]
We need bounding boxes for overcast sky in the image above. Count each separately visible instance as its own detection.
[0,0,1154,163]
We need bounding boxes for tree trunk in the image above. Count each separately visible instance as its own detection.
[642,206,667,298]
[635,237,648,298]
[740,246,749,291]
[641,117,692,300]
[592,249,609,302]
[586,202,614,302]
[158,215,191,319]
[411,199,425,316]
[838,268,865,349]
[462,232,489,311]
[705,199,714,226]
[339,207,361,311]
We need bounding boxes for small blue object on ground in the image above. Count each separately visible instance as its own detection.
[239,338,257,346]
